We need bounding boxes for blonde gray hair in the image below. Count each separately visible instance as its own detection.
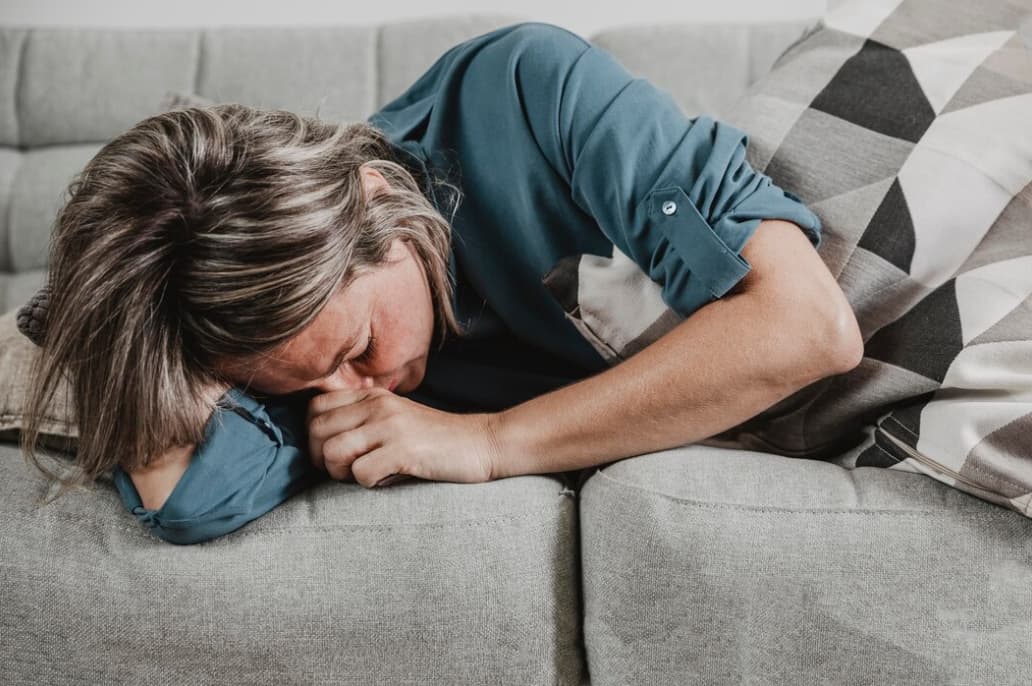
[20,103,465,499]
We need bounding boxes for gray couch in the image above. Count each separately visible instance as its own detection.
[2,14,1031,686]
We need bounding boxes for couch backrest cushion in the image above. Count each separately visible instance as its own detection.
[0,16,816,314]
[590,21,818,120]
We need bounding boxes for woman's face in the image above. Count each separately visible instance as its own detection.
[216,168,436,397]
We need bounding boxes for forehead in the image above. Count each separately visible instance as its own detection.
[218,276,371,380]
[279,281,369,361]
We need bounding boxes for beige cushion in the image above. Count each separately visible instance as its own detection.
[2,91,217,451]
[0,309,78,448]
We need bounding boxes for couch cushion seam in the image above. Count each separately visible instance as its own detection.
[592,469,1009,517]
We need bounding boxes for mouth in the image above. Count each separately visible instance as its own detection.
[388,379,399,392]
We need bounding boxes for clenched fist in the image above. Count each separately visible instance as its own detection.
[306,385,503,489]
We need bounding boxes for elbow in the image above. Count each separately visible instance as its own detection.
[768,287,863,387]
[819,299,865,376]
[145,511,225,545]
[143,501,246,546]
[147,519,238,546]
[151,526,210,546]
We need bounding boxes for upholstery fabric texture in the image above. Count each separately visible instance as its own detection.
[581,444,1032,685]
[1,438,585,684]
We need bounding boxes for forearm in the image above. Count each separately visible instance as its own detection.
[490,282,852,479]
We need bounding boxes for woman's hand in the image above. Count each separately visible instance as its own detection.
[306,385,503,488]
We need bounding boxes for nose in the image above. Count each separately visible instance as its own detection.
[308,364,375,394]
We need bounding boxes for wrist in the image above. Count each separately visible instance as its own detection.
[484,410,514,481]
[484,408,534,481]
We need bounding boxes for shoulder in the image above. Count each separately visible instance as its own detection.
[464,21,592,77]
[493,21,591,51]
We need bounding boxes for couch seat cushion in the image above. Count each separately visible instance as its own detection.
[0,443,585,685]
[580,444,1032,685]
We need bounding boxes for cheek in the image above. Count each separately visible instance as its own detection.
[384,332,420,367]
[378,309,422,358]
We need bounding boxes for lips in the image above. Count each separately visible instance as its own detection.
[388,379,399,392]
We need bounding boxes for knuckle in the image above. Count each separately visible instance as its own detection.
[328,460,352,481]
[323,431,348,459]
[368,390,395,415]
[308,411,329,435]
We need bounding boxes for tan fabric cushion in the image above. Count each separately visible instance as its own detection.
[0,309,78,447]
[2,91,216,451]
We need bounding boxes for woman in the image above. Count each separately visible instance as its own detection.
[20,22,863,544]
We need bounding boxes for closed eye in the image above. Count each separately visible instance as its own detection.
[329,335,377,376]
[354,335,377,363]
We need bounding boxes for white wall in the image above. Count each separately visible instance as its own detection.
[0,0,833,39]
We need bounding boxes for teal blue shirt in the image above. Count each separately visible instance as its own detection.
[112,21,822,544]
[112,386,326,545]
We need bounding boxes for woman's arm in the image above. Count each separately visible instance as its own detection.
[113,385,328,545]
[127,442,195,511]
[479,26,861,474]
[124,382,230,511]
[489,218,864,480]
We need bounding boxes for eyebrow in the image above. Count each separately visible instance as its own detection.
[317,332,361,377]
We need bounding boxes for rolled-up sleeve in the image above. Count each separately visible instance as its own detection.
[112,387,326,545]
[510,23,823,317]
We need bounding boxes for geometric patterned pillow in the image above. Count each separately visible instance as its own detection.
[713,0,1032,518]
[548,0,1032,517]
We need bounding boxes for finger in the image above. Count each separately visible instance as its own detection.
[307,396,376,473]
[351,448,403,489]
[375,474,410,488]
[322,423,385,481]
[308,431,327,475]
[307,385,377,422]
